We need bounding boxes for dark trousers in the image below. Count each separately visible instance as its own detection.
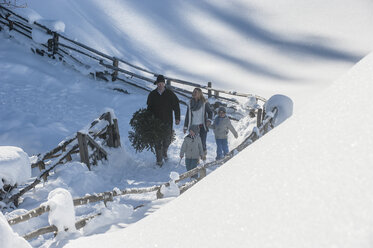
[185,158,199,179]
[199,125,208,153]
[155,126,172,163]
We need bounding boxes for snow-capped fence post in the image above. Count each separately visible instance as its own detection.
[112,58,119,81]
[208,81,212,98]
[102,112,121,148]
[77,132,90,170]
[47,32,59,55]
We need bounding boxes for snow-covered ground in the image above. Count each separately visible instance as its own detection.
[64,50,373,248]
[1,1,373,247]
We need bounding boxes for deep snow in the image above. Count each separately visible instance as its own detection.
[1,0,373,247]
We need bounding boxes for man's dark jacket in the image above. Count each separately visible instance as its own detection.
[147,88,180,127]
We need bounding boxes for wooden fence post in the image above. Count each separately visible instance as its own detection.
[112,118,121,148]
[208,82,212,98]
[166,79,171,88]
[214,90,219,98]
[6,18,13,31]
[47,32,59,55]
[77,132,90,170]
[53,32,59,55]
[199,167,207,180]
[257,108,262,127]
[156,188,163,199]
[104,112,121,148]
[112,59,118,81]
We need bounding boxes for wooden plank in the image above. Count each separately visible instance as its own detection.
[73,186,160,206]
[112,59,119,81]
[85,134,107,158]
[8,205,50,225]
[112,119,121,148]
[77,132,90,170]
[199,167,207,179]
[100,61,154,83]
[23,213,102,240]
[208,82,212,98]
[23,225,57,241]
[257,108,263,127]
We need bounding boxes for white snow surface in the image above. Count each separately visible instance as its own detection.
[0,146,30,188]
[0,0,373,247]
[64,52,373,248]
[0,212,31,248]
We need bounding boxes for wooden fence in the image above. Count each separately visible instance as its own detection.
[2,112,120,207]
[5,107,277,241]
[0,5,279,242]
[0,5,266,111]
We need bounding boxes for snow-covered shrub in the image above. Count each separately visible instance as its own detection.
[0,146,30,200]
[264,94,293,127]
[42,188,76,234]
[160,171,180,197]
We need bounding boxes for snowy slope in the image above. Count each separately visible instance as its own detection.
[13,0,373,106]
[0,1,373,247]
[64,51,373,248]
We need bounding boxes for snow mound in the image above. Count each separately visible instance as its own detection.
[43,188,76,233]
[264,94,293,127]
[0,212,31,248]
[0,146,30,189]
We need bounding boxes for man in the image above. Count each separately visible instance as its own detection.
[147,75,180,166]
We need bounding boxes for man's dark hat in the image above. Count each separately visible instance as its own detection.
[154,75,165,85]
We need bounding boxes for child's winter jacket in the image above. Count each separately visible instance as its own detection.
[180,135,204,159]
[210,116,238,139]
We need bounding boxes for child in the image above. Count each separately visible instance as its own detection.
[180,125,205,177]
[210,106,238,160]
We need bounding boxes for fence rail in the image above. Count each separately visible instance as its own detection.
[2,112,120,207]
[6,107,277,241]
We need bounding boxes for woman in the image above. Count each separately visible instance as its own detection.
[183,87,213,159]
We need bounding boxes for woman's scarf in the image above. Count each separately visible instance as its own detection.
[190,98,203,111]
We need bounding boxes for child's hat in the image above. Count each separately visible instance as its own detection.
[218,106,226,113]
[189,125,200,134]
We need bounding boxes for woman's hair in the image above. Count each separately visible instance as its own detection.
[193,87,206,102]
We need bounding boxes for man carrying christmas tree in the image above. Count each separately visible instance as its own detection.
[147,75,180,166]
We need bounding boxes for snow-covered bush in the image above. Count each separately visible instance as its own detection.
[0,146,30,199]
[264,94,293,127]
[42,188,76,234]
[160,171,180,197]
